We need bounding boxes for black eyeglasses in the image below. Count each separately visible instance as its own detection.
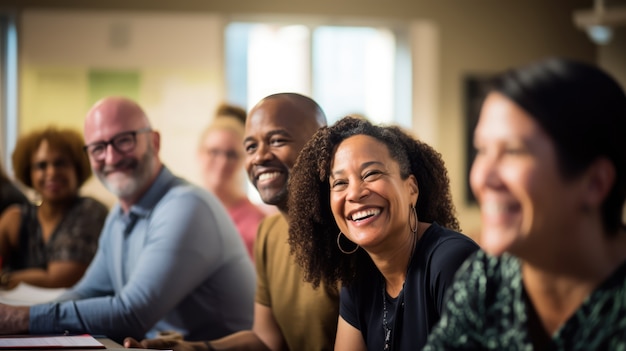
[83,127,152,161]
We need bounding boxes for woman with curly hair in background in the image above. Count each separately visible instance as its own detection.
[287,117,479,350]
[0,126,108,290]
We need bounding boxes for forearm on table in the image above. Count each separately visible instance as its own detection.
[7,264,86,289]
[207,330,272,351]
[0,304,30,333]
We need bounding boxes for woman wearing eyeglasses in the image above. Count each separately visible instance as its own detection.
[0,126,108,290]
[196,103,266,259]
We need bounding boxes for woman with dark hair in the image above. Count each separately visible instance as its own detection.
[288,117,479,350]
[0,126,108,289]
[424,58,626,350]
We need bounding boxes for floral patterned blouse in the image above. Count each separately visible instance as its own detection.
[424,250,626,351]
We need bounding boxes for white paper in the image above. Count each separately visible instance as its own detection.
[0,282,67,306]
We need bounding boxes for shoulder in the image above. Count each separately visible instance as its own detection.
[452,251,519,293]
[257,214,287,238]
[0,204,24,230]
[421,223,480,264]
[153,182,218,213]
[427,223,479,248]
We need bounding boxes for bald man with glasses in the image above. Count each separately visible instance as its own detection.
[0,96,256,343]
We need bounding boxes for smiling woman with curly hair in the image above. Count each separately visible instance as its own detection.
[287,116,479,351]
[0,126,108,290]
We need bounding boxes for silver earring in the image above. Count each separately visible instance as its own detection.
[409,204,418,235]
[337,232,359,254]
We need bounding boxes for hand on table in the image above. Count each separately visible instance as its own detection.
[123,337,209,351]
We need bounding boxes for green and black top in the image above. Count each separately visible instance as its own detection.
[424,250,626,351]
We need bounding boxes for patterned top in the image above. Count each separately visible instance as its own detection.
[5,197,108,270]
[424,250,626,351]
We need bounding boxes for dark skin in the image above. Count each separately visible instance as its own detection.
[124,93,326,351]
[0,141,86,289]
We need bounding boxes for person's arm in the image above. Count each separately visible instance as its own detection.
[32,192,238,341]
[4,261,89,289]
[0,206,22,266]
[10,198,108,289]
[0,304,30,333]
[1,199,109,290]
[334,316,366,351]
[246,303,285,351]
[124,302,281,351]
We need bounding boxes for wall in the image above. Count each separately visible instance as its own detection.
[8,0,597,240]
[599,26,626,88]
[19,10,225,207]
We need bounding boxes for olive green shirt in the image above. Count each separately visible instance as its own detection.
[255,214,339,351]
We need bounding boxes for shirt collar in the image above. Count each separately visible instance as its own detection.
[116,166,178,219]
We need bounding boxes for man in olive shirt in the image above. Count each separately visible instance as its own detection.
[125,93,338,351]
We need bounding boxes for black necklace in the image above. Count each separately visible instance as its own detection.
[382,286,390,350]
[382,225,418,351]
[382,282,406,351]
[382,284,393,351]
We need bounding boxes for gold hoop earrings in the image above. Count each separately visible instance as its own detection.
[409,204,418,235]
[337,232,359,254]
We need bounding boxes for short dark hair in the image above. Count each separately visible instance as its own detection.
[288,116,459,288]
[12,126,92,189]
[492,58,626,234]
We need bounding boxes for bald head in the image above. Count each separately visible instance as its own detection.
[253,93,327,130]
[84,97,151,143]
[244,93,326,212]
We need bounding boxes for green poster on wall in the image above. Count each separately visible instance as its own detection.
[88,70,140,106]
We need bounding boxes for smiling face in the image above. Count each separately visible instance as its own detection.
[84,97,160,204]
[329,134,418,250]
[244,97,321,210]
[470,92,584,257]
[30,139,79,203]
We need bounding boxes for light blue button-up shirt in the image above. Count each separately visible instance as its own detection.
[29,167,255,342]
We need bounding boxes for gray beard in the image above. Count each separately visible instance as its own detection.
[97,147,156,200]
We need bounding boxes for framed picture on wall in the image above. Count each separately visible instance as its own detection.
[463,74,494,205]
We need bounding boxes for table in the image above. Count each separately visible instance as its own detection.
[97,338,124,349]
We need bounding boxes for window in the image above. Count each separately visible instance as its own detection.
[225,20,411,127]
[0,13,17,174]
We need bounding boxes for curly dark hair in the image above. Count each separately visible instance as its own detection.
[288,116,460,288]
[12,126,92,189]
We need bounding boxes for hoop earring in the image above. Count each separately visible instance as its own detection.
[409,204,418,235]
[337,232,359,254]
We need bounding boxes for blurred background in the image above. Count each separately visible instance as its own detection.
[0,0,625,240]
